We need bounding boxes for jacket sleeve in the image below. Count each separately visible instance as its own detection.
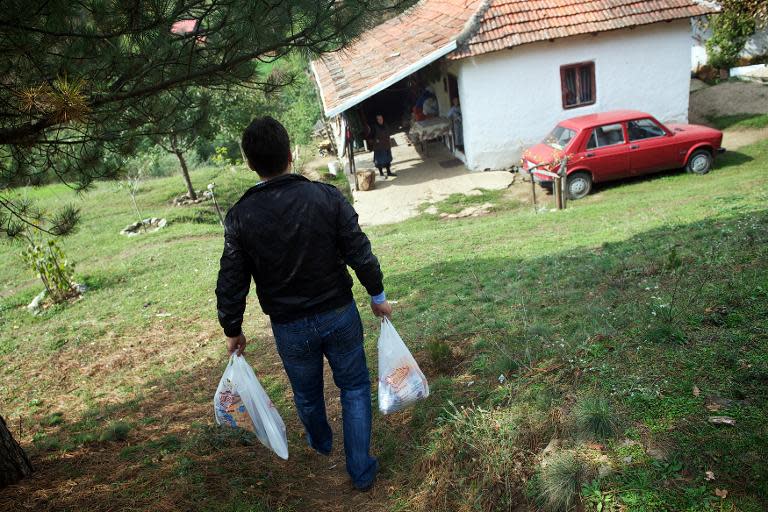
[215,210,252,337]
[335,189,384,297]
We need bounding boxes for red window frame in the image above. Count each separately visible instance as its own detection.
[560,61,596,109]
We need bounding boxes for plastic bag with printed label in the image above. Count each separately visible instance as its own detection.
[213,354,289,459]
[377,318,429,414]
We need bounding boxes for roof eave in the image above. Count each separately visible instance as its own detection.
[322,40,458,118]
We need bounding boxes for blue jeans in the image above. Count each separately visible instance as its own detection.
[271,301,378,489]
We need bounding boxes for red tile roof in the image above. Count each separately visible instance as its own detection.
[312,0,715,115]
[452,0,714,59]
[311,0,485,116]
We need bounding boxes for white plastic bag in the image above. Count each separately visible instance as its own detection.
[377,318,429,414]
[213,354,289,459]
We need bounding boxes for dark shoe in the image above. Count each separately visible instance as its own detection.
[387,171,397,177]
[355,479,375,492]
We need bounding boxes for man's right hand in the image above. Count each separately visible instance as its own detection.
[226,333,247,356]
[370,300,392,319]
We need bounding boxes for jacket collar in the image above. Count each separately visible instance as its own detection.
[240,173,309,200]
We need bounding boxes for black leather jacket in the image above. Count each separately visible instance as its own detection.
[215,174,383,335]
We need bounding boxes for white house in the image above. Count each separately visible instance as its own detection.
[311,0,714,172]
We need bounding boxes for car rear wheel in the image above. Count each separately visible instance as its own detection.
[686,149,713,175]
[566,172,592,200]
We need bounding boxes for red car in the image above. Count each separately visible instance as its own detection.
[522,110,725,199]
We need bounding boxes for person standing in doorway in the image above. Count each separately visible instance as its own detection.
[216,116,393,491]
[372,114,396,179]
[447,97,463,151]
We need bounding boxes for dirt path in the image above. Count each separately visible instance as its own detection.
[722,127,768,150]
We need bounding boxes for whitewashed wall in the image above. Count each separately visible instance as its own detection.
[429,74,452,117]
[456,20,693,171]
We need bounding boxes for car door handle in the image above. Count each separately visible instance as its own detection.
[630,144,640,149]
[586,152,595,157]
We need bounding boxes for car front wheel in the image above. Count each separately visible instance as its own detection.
[686,149,713,175]
[566,172,592,200]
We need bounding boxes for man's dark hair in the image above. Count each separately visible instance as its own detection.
[241,116,291,177]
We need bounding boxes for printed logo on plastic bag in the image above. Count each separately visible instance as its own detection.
[214,381,255,432]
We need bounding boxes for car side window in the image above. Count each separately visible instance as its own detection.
[586,123,625,149]
[628,119,666,141]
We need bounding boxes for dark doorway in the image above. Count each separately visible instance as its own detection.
[359,77,417,133]
[447,74,459,103]
[446,74,463,152]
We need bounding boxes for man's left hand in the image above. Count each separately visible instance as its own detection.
[370,300,392,319]
[226,333,247,356]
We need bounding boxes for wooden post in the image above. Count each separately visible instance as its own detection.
[347,138,358,192]
[323,118,338,155]
[530,171,538,213]
[561,173,567,209]
[559,158,568,210]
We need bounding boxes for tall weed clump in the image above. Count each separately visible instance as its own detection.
[573,396,617,441]
[537,450,593,511]
[410,403,551,512]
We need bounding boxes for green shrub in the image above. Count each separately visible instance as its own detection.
[539,450,591,511]
[22,238,76,303]
[573,397,617,441]
[426,340,453,372]
[70,432,98,447]
[99,421,131,442]
[645,323,685,344]
[37,437,61,452]
[40,412,64,427]
[706,10,755,69]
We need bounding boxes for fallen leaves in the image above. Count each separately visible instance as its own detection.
[715,488,729,499]
[692,386,700,397]
[705,470,716,481]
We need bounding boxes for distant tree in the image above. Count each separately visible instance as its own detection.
[706,13,755,70]
[706,0,762,70]
[204,57,322,161]
[0,0,409,237]
[147,90,215,200]
[740,0,768,24]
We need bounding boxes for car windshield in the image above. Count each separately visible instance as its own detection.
[544,125,576,150]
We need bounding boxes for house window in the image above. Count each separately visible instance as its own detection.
[560,62,595,109]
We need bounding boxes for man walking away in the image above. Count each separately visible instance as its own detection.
[215,116,392,491]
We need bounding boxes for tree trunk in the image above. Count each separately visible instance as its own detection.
[171,135,196,200]
[0,414,33,489]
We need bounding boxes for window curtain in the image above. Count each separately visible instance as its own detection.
[579,65,593,103]
[564,68,577,106]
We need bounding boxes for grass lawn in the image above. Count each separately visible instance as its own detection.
[706,113,768,131]
[1,139,767,511]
